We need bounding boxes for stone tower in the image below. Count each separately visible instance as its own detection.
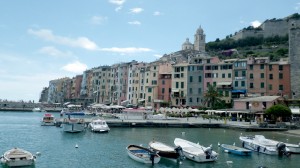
[289,22,300,99]
[194,26,206,52]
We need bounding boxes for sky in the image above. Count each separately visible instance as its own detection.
[0,0,299,102]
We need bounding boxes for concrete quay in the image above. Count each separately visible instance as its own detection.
[56,115,295,132]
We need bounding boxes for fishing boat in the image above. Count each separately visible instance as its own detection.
[126,144,160,165]
[220,144,252,156]
[149,140,184,160]
[252,135,300,154]
[88,118,110,133]
[174,138,218,163]
[0,148,36,167]
[239,135,290,156]
[41,113,56,126]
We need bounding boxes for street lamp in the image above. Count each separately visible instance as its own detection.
[249,103,252,125]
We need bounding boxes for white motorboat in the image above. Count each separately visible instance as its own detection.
[149,140,184,161]
[126,144,160,165]
[32,107,42,112]
[62,117,85,133]
[41,113,56,126]
[239,135,290,156]
[0,148,36,167]
[252,135,300,154]
[174,138,218,163]
[88,119,110,133]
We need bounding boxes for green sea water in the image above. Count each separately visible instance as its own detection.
[0,111,299,168]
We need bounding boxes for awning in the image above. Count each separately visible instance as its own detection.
[217,82,232,86]
[172,89,179,92]
[231,89,247,94]
[290,108,300,114]
[138,99,145,102]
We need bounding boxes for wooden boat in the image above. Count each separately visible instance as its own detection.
[41,113,56,126]
[149,140,184,160]
[126,144,160,165]
[0,148,36,167]
[174,138,218,163]
[239,135,290,156]
[220,144,252,156]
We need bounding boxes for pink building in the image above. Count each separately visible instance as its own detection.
[156,62,172,108]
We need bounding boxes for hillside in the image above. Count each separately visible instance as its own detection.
[206,35,289,61]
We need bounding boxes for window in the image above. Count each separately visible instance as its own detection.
[176,82,179,88]
[189,98,192,103]
[225,91,229,97]
[189,76,193,82]
[198,88,202,94]
[279,65,283,71]
[242,71,246,77]
[279,85,284,91]
[148,96,151,102]
[260,73,264,78]
[269,65,273,70]
[162,80,165,85]
[181,67,184,71]
[250,83,254,88]
[222,73,225,78]
[241,81,245,87]
[279,73,283,79]
[269,74,273,79]
[198,76,202,82]
[162,88,165,93]
[250,73,253,79]
[153,72,156,77]
[268,84,273,90]
[228,73,231,78]
[260,82,265,88]
[249,65,253,70]
[235,71,238,77]
[181,73,184,78]
[148,88,152,92]
[181,82,184,88]
[260,64,264,69]
[189,88,192,94]
[235,81,238,87]
[207,59,210,63]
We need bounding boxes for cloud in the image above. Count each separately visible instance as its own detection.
[153,11,162,16]
[130,8,144,14]
[109,0,125,11]
[28,29,99,50]
[128,21,141,25]
[250,20,261,28]
[61,61,88,73]
[100,47,152,53]
[109,0,125,5]
[295,3,300,10]
[38,46,72,57]
[153,54,162,58]
[90,16,108,25]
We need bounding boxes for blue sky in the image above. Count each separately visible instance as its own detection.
[0,0,299,102]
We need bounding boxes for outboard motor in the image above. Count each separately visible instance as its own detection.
[276,142,290,156]
[175,146,185,161]
[204,147,213,159]
[149,151,157,166]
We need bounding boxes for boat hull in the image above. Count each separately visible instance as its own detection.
[240,136,279,155]
[126,145,160,164]
[63,122,85,133]
[41,121,56,126]
[0,148,35,167]
[149,141,181,159]
[221,144,251,156]
[174,138,218,163]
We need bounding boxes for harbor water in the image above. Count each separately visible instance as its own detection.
[0,111,300,168]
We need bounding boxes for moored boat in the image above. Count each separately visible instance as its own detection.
[174,138,218,163]
[220,144,252,156]
[32,107,42,112]
[253,135,300,154]
[41,113,56,126]
[88,118,110,133]
[149,140,184,160]
[0,148,36,167]
[62,117,85,133]
[239,135,290,156]
[126,144,160,165]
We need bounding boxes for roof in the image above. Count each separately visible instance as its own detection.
[234,96,280,102]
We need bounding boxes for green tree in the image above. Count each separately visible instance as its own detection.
[204,85,223,109]
[265,104,292,121]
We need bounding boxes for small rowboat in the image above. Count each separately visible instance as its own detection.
[126,144,160,165]
[221,144,252,156]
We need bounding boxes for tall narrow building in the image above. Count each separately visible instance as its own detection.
[289,22,300,99]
